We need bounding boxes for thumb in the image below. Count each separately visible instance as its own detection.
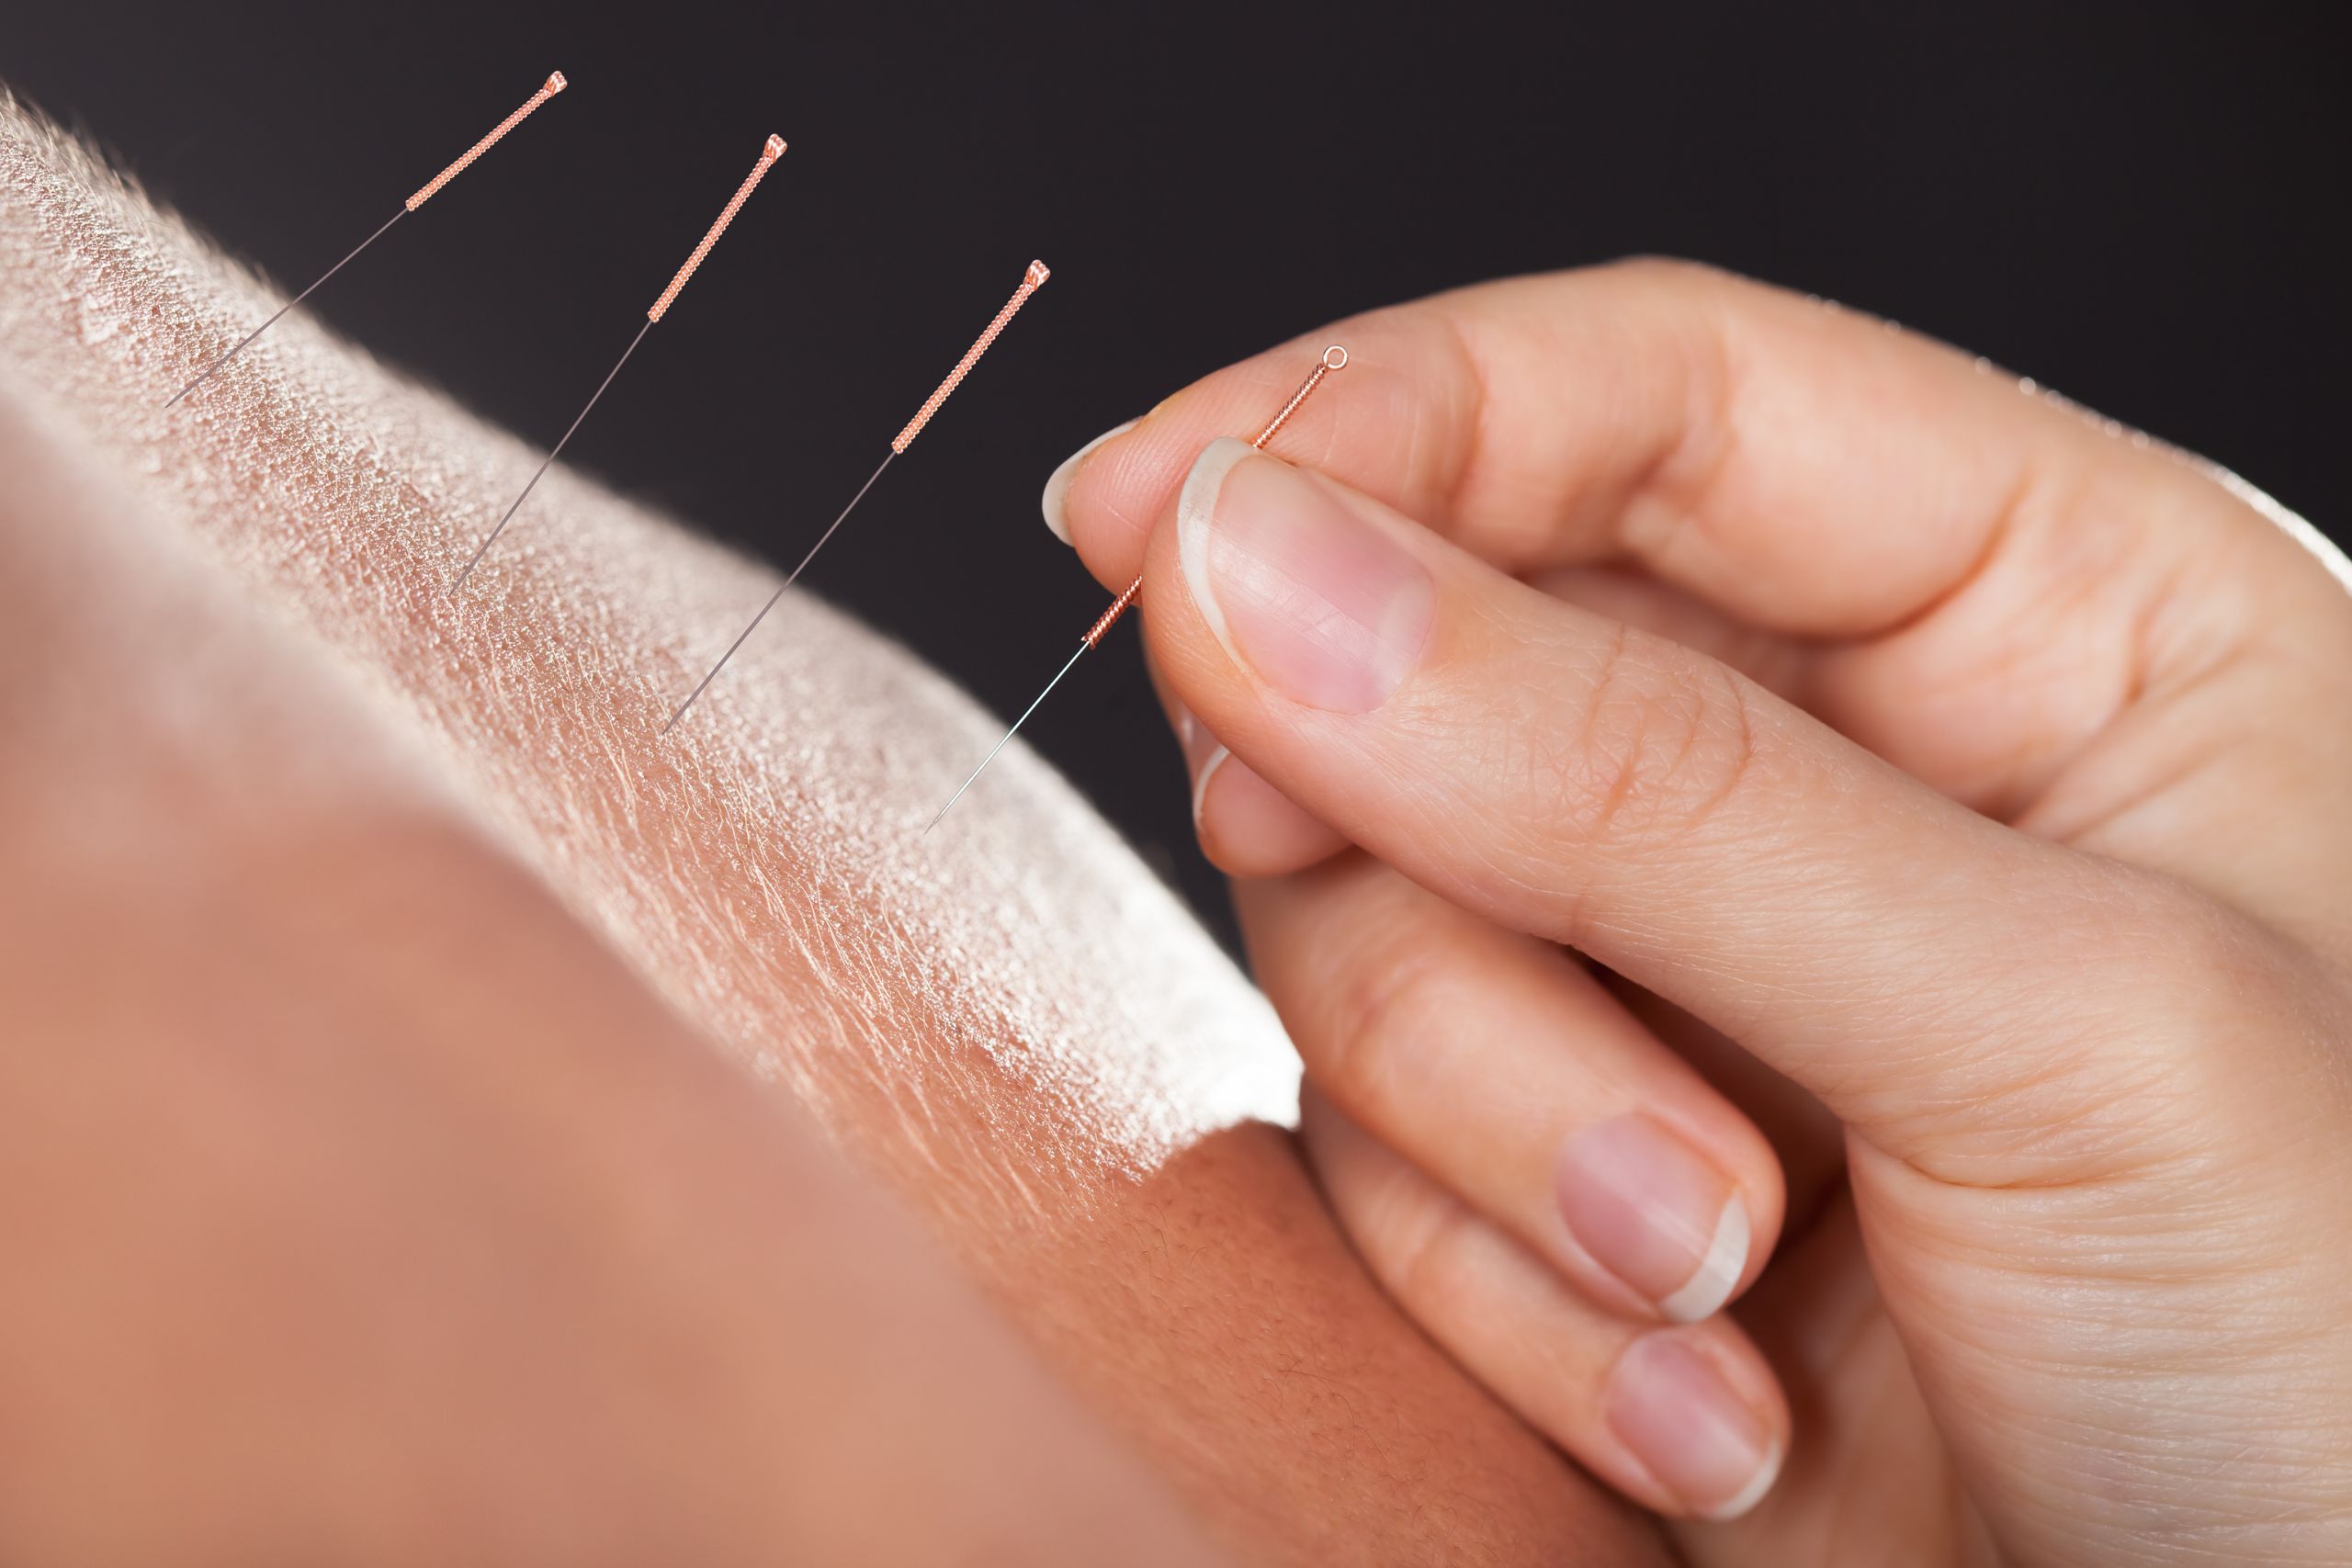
[1137,436,2226,1179]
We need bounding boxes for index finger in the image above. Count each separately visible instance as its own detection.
[1053,258,2143,643]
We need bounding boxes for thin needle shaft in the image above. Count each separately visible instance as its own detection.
[164,208,406,408]
[661,260,1052,733]
[925,640,1091,834]
[451,318,652,594]
[664,449,897,733]
[926,345,1350,831]
[453,133,785,598]
[164,71,569,411]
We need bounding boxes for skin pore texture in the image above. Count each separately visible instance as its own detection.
[0,93,1666,1563]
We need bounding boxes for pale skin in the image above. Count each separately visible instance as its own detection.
[14,80,2350,1557]
[1049,260,2352,1562]
[0,96,1670,1563]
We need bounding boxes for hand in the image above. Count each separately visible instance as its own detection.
[1047,260,2352,1562]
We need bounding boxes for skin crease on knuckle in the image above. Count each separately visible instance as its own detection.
[0,96,1674,1563]
[1392,612,1776,955]
[1461,578,2319,1200]
[1306,897,1469,1130]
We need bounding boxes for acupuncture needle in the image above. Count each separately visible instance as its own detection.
[451,133,787,595]
[926,344,1349,831]
[164,72,569,410]
[661,259,1053,734]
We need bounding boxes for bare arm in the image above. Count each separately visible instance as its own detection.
[0,91,1661,1563]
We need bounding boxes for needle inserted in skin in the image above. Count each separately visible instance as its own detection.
[924,640,1090,830]
[452,134,787,595]
[164,72,569,409]
[661,447,895,731]
[926,344,1349,833]
[662,260,1052,733]
[449,318,651,592]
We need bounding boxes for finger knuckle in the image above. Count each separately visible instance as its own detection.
[1314,936,1462,1132]
[1312,1122,1479,1317]
[1384,1195,1487,1322]
[1538,626,1763,859]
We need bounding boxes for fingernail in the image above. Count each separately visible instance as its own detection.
[1555,1113,1749,1323]
[1192,744,1230,829]
[1041,419,1139,545]
[1165,701,1227,828]
[1606,1332,1782,1521]
[1167,703,1344,871]
[1176,437,1433,713]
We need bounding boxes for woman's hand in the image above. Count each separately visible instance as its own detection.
[1046,260,2352,1563]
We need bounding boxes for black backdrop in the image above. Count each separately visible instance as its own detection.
[8,3,2345,957]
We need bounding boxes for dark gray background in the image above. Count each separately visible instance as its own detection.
[8,3,2344,956]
